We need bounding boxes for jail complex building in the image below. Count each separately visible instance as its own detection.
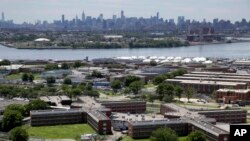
[171,72,250,104]
[31,97,146,135]
[128,104,247,141]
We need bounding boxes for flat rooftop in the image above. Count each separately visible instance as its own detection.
[88,110,109,121]
[30,108,85,116]
[166,79,246,86]
[77,96,103,109]
[217,89,250,93]
[191,71,250,77]
[175,76,250,83]
[160,104,229,136]
[100,100,145,104]
[112,112,164,122]
[0,98,29,110]
[184,74,250,80]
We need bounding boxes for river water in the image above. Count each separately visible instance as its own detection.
[0,42,250,60]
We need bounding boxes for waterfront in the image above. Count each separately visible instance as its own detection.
[0,42,250,60]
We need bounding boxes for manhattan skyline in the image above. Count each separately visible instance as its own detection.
[0,0,249,24]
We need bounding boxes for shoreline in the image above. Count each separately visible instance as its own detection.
[0,40,249,50]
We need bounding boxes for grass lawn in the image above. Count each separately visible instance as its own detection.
[121,136,187,141]
[175,102,218,109]
[121,136,150,141]
[144,83,156,88]
[242,106,250,111]
[178,136,187,141]
[23,124,96,140]
[247,118,250,123]
[5,73,23,80]
[6,73,41,80]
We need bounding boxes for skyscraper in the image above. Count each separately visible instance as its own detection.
[76,15,78,21]
[113,15,117,22]
[82,10,85,22]
[156,12,159,20]
[121,10,125,20]
[98,14,103,22]
[61,14,65,24]
[177,16,185,25]
[1,12,4,21]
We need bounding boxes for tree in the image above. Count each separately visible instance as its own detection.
[28,74,34,82]
[150,60,157,66]
[186,131,206,141]
[22,73,29,82]
[175,86,183,101]
[61,62,70,69]
[163,95,174,103]
[124,75,141,87]
[147,94,156,104]
[2,110,23,131]
[124,87,131,94]
[46,76,56,84]
[5,104,26,116]
[150,128,178,141]
[25,100,49,115]
[153,75,166,85]
[156,83,175,101]
[129,81,144,94]
[111,80,122,92]
[85,83,93,91]
[9,127,29,141]
[91,70,103,78]
[22,74,34,82]
[0,59,11,66]
[45,64,58,70]
[63,78,72,85]
[71,88,82,97]
[74,60,82,68]
[186,87,196,102]
[84,90,100,97]
[171,69,187,77]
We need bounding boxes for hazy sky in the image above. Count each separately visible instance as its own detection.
[0,0,249,24]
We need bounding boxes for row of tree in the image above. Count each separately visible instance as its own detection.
[61,82,100,98]
[0,59,11,66]
[111,75,144,94]
[150,127,206,141]
[129,39,190,48]
[156,82,196,102]
[1,100,49,132]
[22,73,34,82]
[45,60,85,70]
[153,68,187,85]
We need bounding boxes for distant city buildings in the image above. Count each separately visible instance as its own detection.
[0,10,249,33]
[1,12,4,21]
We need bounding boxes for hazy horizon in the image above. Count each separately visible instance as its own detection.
[0,0,249,24]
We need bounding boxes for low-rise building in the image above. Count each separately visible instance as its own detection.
[87,111,112,134]
[198,109,247,123]
[216,89,250,104]
[30,109,87,126]
[166,79,247,94]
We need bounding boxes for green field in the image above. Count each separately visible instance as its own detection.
[121,136,187,141]
[24,124,96,140]
[175,102,218,109]
[121,136,150,141]
[6,73,41,80]
[242,106,250,111]
[247,118,250,123]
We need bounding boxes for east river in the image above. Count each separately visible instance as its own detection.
[0,42,250,60]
